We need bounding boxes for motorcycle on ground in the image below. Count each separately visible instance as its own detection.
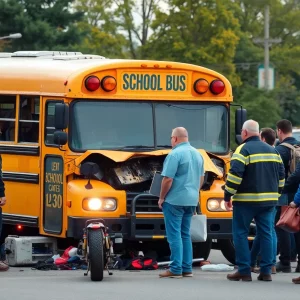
[79,162,122,281]
[82,218,121,281]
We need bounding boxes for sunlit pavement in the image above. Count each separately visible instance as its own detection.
[0,250,299,300]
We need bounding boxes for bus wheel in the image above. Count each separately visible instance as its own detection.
[88,229,104,282]
[218,239,253,265]
[218,239,235,265]
[192,238,212,261]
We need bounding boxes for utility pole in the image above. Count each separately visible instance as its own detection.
[253,5,281,90]
[264,5,270,90]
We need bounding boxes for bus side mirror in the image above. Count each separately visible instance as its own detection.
[235,108,247,145]
[54,103,69,130]
[80,162,103,189]
[54,131,68,146]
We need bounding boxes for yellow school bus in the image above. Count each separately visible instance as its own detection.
[0,51,246,263]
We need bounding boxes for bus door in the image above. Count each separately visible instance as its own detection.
[40,99,65,237]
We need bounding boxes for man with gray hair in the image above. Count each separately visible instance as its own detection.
[158,127,204,279]
[224,120,285,282]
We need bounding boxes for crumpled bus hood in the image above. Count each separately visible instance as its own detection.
[71,149,223,178]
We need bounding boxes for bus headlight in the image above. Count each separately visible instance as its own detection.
[103,199,117,211]
[207,199,220,211]
[83,198,117,211]
[207,198,227,212]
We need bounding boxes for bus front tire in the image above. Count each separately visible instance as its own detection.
[192,238,212,261]
[218,239,236,265]
[218,239,253,265]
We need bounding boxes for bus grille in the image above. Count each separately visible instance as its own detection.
[126,192,161,213]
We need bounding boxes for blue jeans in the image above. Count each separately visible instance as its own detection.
[162,202,195,275]
[250,207,277,267]
[233,204,274,275]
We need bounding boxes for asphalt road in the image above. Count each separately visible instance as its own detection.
[0,250,299,300]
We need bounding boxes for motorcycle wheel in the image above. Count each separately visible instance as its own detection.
[88,229,104,281]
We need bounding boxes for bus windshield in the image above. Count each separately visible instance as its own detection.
[70,101,228,153]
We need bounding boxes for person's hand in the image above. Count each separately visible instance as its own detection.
[225,200,233,211]
[158,198,165,209]
[0,197,6,207]
[290,201,297,208]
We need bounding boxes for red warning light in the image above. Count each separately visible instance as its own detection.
[85,76,100,91]
[210,79,225,95]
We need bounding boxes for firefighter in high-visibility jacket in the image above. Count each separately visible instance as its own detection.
[224,120,285,282]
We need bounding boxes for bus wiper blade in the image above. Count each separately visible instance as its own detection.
[117,145,155,150]
[157,145,172,148]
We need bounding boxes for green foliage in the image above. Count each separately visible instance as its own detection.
[230,0,300,148]
[0,0,84,51]
[144,0,242,85]
[76,22,127,58]
[230,85,282,149]
[113,0,159,59]
[75,0,127,58]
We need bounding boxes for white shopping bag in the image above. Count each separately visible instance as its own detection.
[190,214,207,242]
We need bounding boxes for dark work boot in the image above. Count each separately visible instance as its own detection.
[227,271,252,282]
[257,273,272,282]
[292,277,300,284]
[276,262,291,273]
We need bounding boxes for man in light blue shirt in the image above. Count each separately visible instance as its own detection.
[158,127,204,279]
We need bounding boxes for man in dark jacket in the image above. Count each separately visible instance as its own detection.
[275,119,300,273]
[250,127,278,275]
[224,120,285,282]
[0,154,8,271]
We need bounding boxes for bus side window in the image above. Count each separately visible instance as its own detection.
[0,95,16,142]
[18,96,40,143]
[45,101,60,145]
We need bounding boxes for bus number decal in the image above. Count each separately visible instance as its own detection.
[122,73,186,92]
[45,158,63,209]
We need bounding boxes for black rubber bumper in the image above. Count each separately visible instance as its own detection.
[207,218,232,239]
[67,216,232,240]
[67,216,166,240]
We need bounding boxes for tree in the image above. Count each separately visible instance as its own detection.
[234,0,300,88]
[75,0,127,57]
[230,84,282,149]
[231,0,300,145]
[113,0,159,59]
[143,0,242,86]
[0,0,84,52]
[76,22,127,58]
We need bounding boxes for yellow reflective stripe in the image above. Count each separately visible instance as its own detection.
[225,185,237,194]
[279,179,285,188]
[227,173,242,184]
[233,198,278,202]
[232,153,247,164]
[250,153,280,157]
[248,154,282,164]
[233,192,280,201]
[234,143,246,154]
[250,159,282,163]
[251,158,281,162]
[236,192,279,196]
